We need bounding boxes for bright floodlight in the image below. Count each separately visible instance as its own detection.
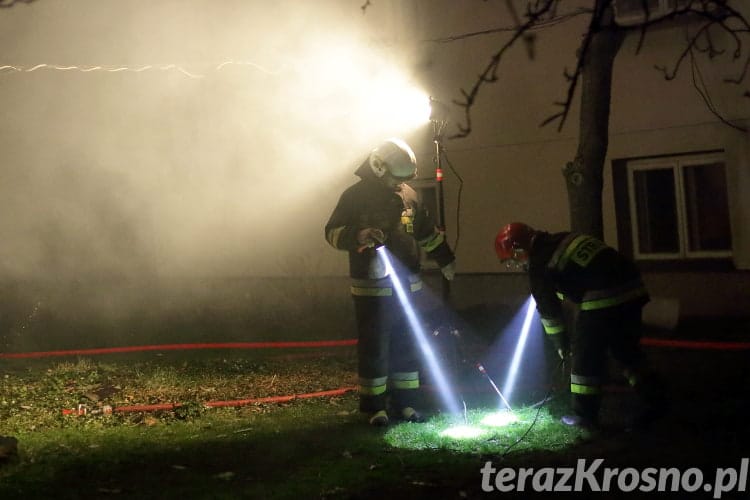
[440,425,485,440]
[296,38,432,139]
[501,296,537,404]
[429,97,449,123]
[376,247,460,415]
[480,410,519,427]
[362,78,431,131]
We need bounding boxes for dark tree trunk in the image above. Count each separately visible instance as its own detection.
[564,18,624,240]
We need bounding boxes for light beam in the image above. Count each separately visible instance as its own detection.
[480,410,519,427]
[501,295,537,404]
[440,425,485,439]
[376,246,460,415]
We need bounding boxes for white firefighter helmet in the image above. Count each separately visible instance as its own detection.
[368,138,417,180]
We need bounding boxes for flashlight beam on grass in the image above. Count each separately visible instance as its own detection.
[501,295,537,404]
[376,247,460,415]
[440,425,485,439]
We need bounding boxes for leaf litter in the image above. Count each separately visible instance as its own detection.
[0,352,357,433]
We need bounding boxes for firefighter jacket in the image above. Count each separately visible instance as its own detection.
[528,231,650,350]
[325,160,455,297]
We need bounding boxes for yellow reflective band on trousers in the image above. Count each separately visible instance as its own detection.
[419,231,444,253]
[541,317,565,334]
[359,376,387,396]
[391,371,419,390]
[351,287,392,297]
[350,277,423,296]
[570,383,601,395]
[570,374,602,395]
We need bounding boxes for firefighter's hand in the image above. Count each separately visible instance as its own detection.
[440,261,456,281]
[557,348,569,361]
[356,228,385,247]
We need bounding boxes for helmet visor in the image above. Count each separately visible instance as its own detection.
[387,164,417,181]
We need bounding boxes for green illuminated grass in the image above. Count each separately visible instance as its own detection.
[2,346,749,499]
[0,351,587,498]
[385,406,587,454]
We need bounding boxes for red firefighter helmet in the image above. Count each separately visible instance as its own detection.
[495,222,535,262]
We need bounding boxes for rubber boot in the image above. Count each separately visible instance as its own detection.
[368,410,389,427]
[625,367,669,429]
[400,407,425,423]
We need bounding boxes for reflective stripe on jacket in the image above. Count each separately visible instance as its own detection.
[530,231,649,313]
[324,160,455,281]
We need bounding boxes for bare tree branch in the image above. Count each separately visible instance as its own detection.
[380,0,750,138]
[0,0,36,7]
[725,53,750,84]
[449,0,564,138]
[689,47,746,131]
[450,0,750,138]
[540,1,615,131]
[634,0,654,55]
[655,22,714,80]
[425,9,586,43]
[653,1,749,90]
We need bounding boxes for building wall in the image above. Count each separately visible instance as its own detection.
[392,0,750,318]
[2,1,749,355]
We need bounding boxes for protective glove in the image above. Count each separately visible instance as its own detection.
[356,227,385,248]
[553,333,570,361]
[440,261,456,281]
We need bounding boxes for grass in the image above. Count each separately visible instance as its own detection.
[1,343,749,499]
[0,348,587,499]
[384,406,586,454]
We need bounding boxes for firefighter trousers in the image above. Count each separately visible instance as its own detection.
[352,293,421,414]
[571,301,661,421]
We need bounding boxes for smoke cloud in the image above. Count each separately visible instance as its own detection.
[0,0,430,282]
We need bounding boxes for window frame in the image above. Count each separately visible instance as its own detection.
[614,150,734,269]
[613,0,690,26]
[627,158,682,260]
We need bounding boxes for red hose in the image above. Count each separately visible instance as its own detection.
[62,386,357,415]
[1,339,357,359]
[640,338,750,350]
[205,386,357,408]
[6,336,750,361]
[49,335,750,416]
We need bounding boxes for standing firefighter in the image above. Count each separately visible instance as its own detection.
[494,222,665,428]
[325,138,456,426]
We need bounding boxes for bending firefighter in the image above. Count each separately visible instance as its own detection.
[325,139,456,426]
[494,222,666,428]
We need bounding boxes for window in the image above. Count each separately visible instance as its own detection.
[613,0,690,26]
[622,152,732,261]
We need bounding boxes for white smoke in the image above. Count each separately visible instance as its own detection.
[0,0,431,281]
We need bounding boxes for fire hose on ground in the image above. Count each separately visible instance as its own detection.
[1,337,743,416]
[62,386,358,416]
[3,337,750,362]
